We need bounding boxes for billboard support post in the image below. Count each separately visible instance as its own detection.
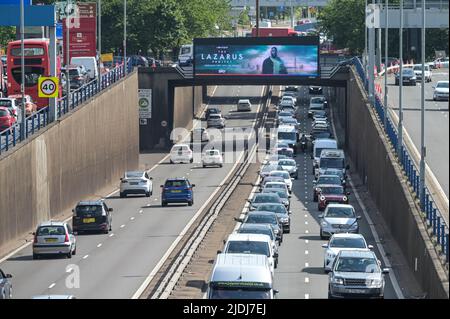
[48,26,57,122]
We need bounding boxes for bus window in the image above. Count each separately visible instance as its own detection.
[11,67,45,87]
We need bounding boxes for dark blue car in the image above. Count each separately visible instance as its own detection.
[161,178,195,207]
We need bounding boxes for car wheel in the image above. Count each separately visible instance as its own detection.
[188,200,193,206]
[328,290,333,299]
[67,252,72,259]
[320,229,326,240]
[295,174,298,180]
[162,201,167,207]
[146,192,150,197]
[219,164,223,168]
[72,247,76,255]
[32,253,39,260]
[170,159,174,164]
[120,192,125,198]
[202,164,206,168]
[313,195,318,202]
[190,158,193,163]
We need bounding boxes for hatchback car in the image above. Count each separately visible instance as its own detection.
[248,193,283,211]
[0,98,20,119]
[202,149,223,167]
[308,97,326,118]
[328,250,389,299]
[32,222,77,259]
[313,175,343,201]
[72,200,113,234]
[317,185,350,211]
[238,211,283,243]
[0,107,16,131]
[433,81,449,101]
[237,99,252,112]
[413,64,432,82]
[322,233,373,272]
[277,158,299,179]
[120,171,153,197]
[0,269,13,299]
[161,177,195,206]
[170,144,193,164]
[259,163,282,179]
[256,203,291,233]
[207,113,225,129]
[262,188,290,211]
[236,224,278,254]
[268,170,293,193]
[322,168,347,189]
[205,107,221,120]
[191,128,210,143]
[319,204,360,239]
[309,86,323,94]
[395,68,417,86]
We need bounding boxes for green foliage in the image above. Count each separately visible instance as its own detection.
[0,27,16,50]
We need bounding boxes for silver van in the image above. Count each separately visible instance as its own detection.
[208,253,278,299]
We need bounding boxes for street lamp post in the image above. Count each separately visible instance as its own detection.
[20,0,26,140]
[255,0,259,37]
[419,0,426,209]
[123,0,127,74]
[397,0,403,160]
[384,0,388,129]
[98,0,101,89]
[66,0,71,107]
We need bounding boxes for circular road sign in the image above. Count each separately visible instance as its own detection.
[38,77,59,98]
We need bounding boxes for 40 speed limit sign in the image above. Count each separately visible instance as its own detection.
[38,77,59,98]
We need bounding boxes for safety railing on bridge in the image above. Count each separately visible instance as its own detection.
[0,63,126,155]
[352,57,449,265]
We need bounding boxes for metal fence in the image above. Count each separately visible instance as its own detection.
[352,57,449,265]
[0,63,125,155]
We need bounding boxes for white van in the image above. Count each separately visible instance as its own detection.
[277,125,298,153]
[312,138,337,174]
[207,253,278,299]
[70,57,98,81]
[178,44,193,66]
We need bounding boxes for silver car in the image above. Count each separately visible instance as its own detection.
[328,250,389,299]
[0,269,13,299]
[120,171,153,198]
[32,222,77,259]
[207,113,225,128]
[277,158,299,179]
[319,204,361,239]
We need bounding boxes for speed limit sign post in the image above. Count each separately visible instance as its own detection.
[38,77,59,98]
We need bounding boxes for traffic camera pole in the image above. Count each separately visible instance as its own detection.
[20,0,26,140]
[383,0,388,130]
[419,0,426,209]
[397,0,403,161]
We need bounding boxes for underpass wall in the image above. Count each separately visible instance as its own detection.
[340,69,449,298]
[0,73,139,257]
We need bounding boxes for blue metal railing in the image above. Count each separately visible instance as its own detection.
[352,57,449,264]
[1,63,126,155]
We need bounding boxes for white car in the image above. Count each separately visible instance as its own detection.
[322,233,373,272]
[433,81,449,101]
[202,149,223,167]
[281,95,296,106]
[170,144,193,164]
[413,64,432,82]
[268,170,293,193]
[120,171,153,198]
[263,181,289,194]
[0,97,21,119]
[237,99,252,112]
[207,113,225,128]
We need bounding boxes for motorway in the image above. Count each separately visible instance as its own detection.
[378,69,449,197]
[0,85,266,299]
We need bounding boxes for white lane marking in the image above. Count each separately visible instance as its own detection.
[329,105,405,299]
[305,230,309,234]
[305,214,308,217]
[97,243,102,248]
[305,250,309,255]
[130,217,135,221]
[305,294,310,299]
[66,268,72,273]
[305,262,309,267]
[305,240,309,244]
[305,221,308,225]
[133,87,266,300]
[109,233,114,237]
[83,255,89,259]
[154,198,158,201]
[48,283,56,289]
[305,277,310,283]
[120,224,125,228]
[139,210,143,214]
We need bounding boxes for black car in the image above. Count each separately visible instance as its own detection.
[309,86,323,94]
[0,269,12,299]
[395,68,417,86]
[205,107,221,120]
[61,65,89,89]
[72,200,113,234]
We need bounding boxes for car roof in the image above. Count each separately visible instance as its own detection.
[240,223,273,230]
[247,211,277,216]
[238,99,250,103]
[32,295,76,299]
[331,233,365,239]
[38,221,67,227]
[226,233,272,243]
[338,250,376,258]
[125,171,144,175]
[269,170,289,175]
[326,203,353,209]
[320,149,344,158]
[318,174,341,179]
[211,254,272,283]
[166,177,189,181]
[254,192,280,197]
[76,200,104,206]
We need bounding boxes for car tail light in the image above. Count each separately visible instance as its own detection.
[33,234,38,244]
[75,76,83,80]
[65,233,70,243]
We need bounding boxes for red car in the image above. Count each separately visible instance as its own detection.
[0,106,17,132]
[317,185,350,211]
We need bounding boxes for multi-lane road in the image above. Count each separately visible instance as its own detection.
[379,69,449,197]
[0,85,265,299]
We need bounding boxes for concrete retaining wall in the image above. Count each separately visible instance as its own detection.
[0,73,139,257]
[342,68,449,298]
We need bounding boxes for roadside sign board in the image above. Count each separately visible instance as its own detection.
[138,89,152,119]
[101,53,114,63]
[38,77,59,98]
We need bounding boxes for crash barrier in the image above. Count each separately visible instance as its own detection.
[352,57,449,266]
[0,63,125,155]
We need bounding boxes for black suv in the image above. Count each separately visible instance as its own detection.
[62,65,89,89]
[72,200,113,234]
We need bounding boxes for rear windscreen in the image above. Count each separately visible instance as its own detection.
[37,226,65,236]
[165,180,188,187]
[76,205,103,217]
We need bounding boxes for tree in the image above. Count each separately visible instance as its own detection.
[318,0,365,55]
[0,27,16,50]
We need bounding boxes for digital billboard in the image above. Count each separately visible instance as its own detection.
[194,37,319,78]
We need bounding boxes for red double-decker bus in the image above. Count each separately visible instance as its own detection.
[7,39,61,110]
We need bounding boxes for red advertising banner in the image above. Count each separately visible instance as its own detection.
[62,2,97,61]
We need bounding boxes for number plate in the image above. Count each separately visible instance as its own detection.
[347,289,366,294]
[171,190,182,193]
[45,238,58,243]
[83,218,96,223]
[130,182,138,185]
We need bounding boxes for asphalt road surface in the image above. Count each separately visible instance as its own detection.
[0,85,266,299]
[379,69,449,197]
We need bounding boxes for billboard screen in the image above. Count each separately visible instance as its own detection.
[194,37,319,78]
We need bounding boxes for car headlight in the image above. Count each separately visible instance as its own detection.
[280,217,289,223]
[366,279,382,288]
[327,252,336,259]
[343,196,348,202]
[332,277,344,285]
[273,229,279,234]
[320,196,326,201]
[321,220,328,226]
[350,222,358,229]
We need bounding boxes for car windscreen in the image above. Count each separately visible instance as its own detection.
[330,237,366,249]
[325,169,344,179]
[335,257,379,273]
[165,180,188,187]
[75,205,103,217]
[258,204,286,215]
[226,241,270,257]
[37,226,66,236]
[278,132,296,141]
[264,190,287,199]
[238,228,274,240]
[317,176,342,185]
[0,100,12,108]
[278,160,295,166]
[320,186,344,195]
[311,97,324,104]
[402,69,414,76]
[325,206,354,218]
[0,109,10,116]
[320,158,344,169]
[207,108,219,114]
[436,82,449,88]
[270,171,289,179]
[126,172,143,178]
[253,194,280,203]
[209,115,221,119]
[246,215,277,225]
